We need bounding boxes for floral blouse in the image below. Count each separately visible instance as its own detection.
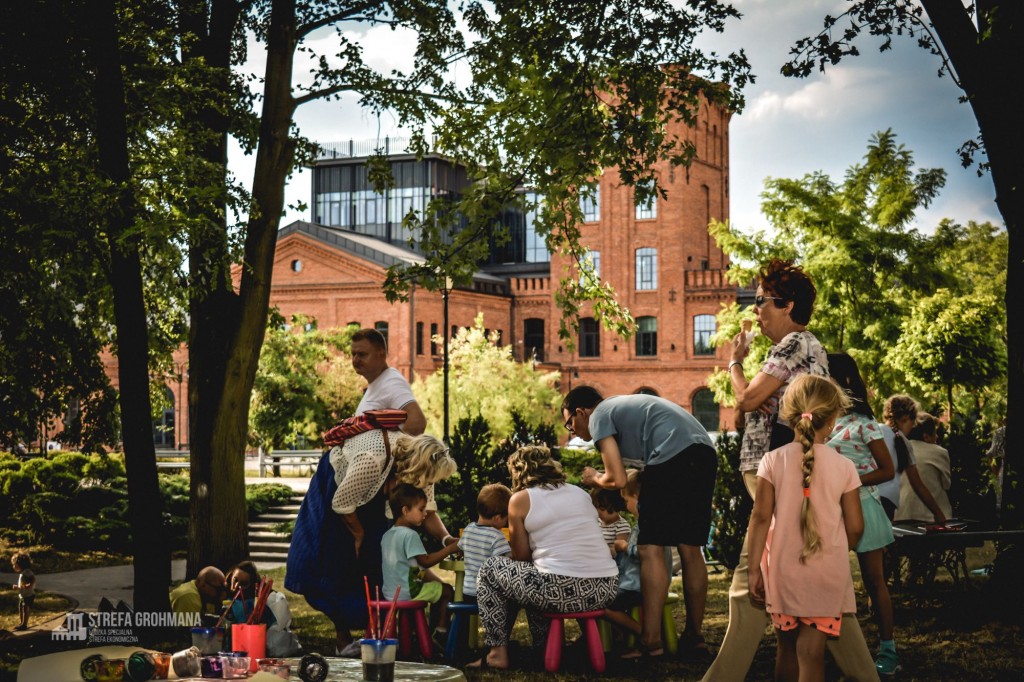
[826,412,885,501]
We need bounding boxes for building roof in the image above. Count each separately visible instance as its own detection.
[279,220,426,269]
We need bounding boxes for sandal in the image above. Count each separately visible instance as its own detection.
[679,635,713,662]
[620,640,665,660]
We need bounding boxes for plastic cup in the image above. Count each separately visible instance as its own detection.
[256,658,291,679]
[360,638,397,682]
[199,654,223,678]
[171,647,201,677]
[220,653,251,679]
[191,627,225,655]
[232,622,267,672]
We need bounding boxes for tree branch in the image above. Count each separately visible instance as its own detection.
[296,0,384,39]
[295,83,484,108]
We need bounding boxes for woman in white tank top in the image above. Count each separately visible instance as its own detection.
[467,446,619,670]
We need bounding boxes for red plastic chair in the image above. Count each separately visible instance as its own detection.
[368,599,432,659]
[542,610,607,673]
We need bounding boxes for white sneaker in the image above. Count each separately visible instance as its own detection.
[336,640,362,658]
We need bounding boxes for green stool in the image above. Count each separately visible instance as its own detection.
[626,592,680,654]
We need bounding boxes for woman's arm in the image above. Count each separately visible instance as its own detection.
[840,489,865,549]
[734,371,785,414]
[507,491,532,562]
[341,513,365,558]
[746,477,775,607]
[422,511,457,545]
[904,464,948,524]
[860,439,895,487]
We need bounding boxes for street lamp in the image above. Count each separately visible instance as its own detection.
[442,276,453,445]
[174,362,188,450]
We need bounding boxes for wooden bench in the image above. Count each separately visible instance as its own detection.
[155,451,190,471]
[257,449,323,477]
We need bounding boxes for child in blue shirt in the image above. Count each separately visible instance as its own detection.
[381,484,461,645]
[604,469,643,640]
[458,483,512,602]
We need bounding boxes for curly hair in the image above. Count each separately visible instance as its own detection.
[759,258,817,325]
[883,394,919,426]
[507,445,566,492]
[393,433,457,489]
[780,374,852,564]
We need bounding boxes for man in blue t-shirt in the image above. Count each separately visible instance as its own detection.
[562,386,717,660]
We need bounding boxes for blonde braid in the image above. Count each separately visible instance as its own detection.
[795,413,822,563]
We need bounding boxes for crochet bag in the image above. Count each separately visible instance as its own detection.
[321,409,408,447]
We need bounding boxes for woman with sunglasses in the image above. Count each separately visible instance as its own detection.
[286,430,458,657]
[704,259,877,682]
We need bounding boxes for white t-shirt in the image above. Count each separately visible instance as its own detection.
[878,425,915,507]
[524,485,618,578]
[356,367,417,415]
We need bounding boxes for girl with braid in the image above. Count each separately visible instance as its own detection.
[748,374,864,682]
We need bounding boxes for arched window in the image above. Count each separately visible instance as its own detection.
[579,317,600,358]
[374,321,389,346]
[524,318,545,361]
[692,388,720,433]
[635,387,659,396]
[635,316,657,356]
[636,248,657,290]
[694,314,716,356]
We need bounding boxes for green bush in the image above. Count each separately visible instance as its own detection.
[246,482,295,518]
[710,429,750,570]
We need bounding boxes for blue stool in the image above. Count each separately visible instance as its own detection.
[444,602,479,662]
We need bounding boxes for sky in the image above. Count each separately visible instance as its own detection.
[229,0,1003,237]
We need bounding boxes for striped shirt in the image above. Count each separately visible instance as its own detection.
[600,517,632,547]
[457,523,511,597]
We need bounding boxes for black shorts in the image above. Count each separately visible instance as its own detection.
[637,442,717,547]
[19,594,35,607]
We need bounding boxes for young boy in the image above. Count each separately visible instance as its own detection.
[458,483,512,602]
[592,487,631,557]
[382,484,461,648]
[604,470,643,641]
[11,552,36,631]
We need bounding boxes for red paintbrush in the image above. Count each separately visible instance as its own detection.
[363,576,376,639]
[380,586,401,640]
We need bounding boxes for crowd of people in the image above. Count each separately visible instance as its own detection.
[159,277,971,679]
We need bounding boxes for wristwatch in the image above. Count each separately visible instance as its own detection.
[728,361,742,372]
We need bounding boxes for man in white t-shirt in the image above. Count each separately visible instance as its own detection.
[351,328,426,435]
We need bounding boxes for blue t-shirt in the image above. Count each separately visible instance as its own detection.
[381,526,427,601]
[589,394,713,467]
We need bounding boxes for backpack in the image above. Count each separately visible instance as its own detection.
[321,409,408,447]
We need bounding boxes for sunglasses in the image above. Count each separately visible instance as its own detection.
[754,295,785,307]
[564,415,574,433]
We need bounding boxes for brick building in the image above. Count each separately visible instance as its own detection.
[267,97,740,436]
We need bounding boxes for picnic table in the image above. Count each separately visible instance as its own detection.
[889,520,1024,589]
[18,646,467,681]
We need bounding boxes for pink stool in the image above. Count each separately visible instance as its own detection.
[542,610,606,673]
[368,599,432,659]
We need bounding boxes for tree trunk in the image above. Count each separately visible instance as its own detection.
[183,0,299,575]
[87,0,170,618]
[182,0,250,576]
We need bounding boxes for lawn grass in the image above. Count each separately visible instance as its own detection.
[0,540,129,574]
[264,542,1024,681]
[0,591,75,633]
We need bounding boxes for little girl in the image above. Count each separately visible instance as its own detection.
[748,374,865,682]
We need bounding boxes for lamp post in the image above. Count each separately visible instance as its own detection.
[174,362,187,450]
[442,276,452,445]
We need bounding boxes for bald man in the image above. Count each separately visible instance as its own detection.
[170,566,227,618]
